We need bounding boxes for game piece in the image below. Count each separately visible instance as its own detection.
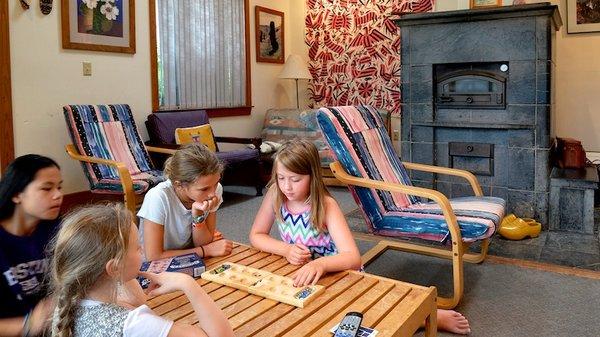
[201,262,324,308]
[138,253,205,288]
[333,312,363,337]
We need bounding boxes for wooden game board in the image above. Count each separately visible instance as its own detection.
[201,262,325,308]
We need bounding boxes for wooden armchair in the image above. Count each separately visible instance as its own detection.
[317,105,506,309]
[63,104,175,214]
[145,110,264,195]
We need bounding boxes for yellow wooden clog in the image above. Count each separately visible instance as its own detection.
[498,217,541,240]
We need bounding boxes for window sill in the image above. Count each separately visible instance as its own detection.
[154,106,252,118]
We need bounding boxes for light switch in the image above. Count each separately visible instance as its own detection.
[82,62,92,76]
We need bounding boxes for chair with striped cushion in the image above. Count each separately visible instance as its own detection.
[64,104,173,214]
[316,105,506,309]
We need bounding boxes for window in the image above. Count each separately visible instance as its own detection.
[150,0,251,117]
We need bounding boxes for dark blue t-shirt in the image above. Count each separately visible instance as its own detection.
[0,219,59,318]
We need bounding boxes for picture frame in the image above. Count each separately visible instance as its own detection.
[61,0,136,54]
[255,6,284,64]
[567,0,600,34]
[470,0,502,9]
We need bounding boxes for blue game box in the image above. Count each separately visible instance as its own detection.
[137,253,205,288]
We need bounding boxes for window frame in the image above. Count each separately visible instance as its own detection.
[0,0,14,171]
[149,0,252,117]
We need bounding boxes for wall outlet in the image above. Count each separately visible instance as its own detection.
[392,129,399,141]
[82,61,92,76]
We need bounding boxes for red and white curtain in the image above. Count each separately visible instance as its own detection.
[305,0,435,116]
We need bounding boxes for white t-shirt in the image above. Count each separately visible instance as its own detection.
[78,299,173,337]
[137,180,223,255]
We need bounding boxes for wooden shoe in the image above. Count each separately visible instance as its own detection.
[501,214,517,227]
[499,218,541,240]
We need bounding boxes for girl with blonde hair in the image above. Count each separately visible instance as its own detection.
[249,140,470,334]
[138,143,232,261]
[49,203,233,337]
[250,139,362,285]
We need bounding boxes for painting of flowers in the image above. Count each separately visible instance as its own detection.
[61,0,135,53]
[568,0,600,33]
[78,0,123,37]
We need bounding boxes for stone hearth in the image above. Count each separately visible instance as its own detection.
[396,3,562,226]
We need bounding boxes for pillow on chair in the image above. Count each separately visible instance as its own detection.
[174,125,217,151]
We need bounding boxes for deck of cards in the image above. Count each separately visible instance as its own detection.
[137,253,205,288]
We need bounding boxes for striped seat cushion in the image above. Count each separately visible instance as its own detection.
[64,104,165,195]
[316,105,505,242]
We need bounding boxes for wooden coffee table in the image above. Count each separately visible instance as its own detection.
[150,244,437,336]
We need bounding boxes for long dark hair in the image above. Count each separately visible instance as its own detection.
[0,154,60,220]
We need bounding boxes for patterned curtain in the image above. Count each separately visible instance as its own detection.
[305,0,435,116]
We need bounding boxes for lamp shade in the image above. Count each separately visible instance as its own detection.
[278,54,312,80]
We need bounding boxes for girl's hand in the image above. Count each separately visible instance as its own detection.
[286,243,311,265]
[292,259,325,287]
[140,271,196,297]
[192,196,219,217]
[203,239,233,257]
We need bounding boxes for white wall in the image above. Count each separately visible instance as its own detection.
[9,0,300,194]
[434,0,600,152]
[10,1,152,193]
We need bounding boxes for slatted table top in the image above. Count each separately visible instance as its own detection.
[151,244,437,337]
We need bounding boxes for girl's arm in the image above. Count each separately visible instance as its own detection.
[0,298,53,337]
[143,219,231,261]
[192,211,216,247]
[143,220,204,260]
[0,317,26,337]
[249,191,294,258]
[293,196,362,286]
[142,272,233,337]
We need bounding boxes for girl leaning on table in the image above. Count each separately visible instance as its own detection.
[49,203,233,337]
[138,143,233,261]
[0,154,63,337]
[249,139,471,335]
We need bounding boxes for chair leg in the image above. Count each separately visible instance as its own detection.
[360,238,467,309]
[463,238,489,264]
[436,242,464,309]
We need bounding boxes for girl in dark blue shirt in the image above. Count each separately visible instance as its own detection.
[0,155,63,336]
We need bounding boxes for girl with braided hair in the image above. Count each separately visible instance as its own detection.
[49,203,233,337]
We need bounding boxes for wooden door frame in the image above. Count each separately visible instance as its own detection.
[0,1,15,171]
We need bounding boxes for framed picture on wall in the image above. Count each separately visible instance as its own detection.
[470,0,502,9]
[255,6,284,64]
[61,0,136,54]
[567,0,600,33]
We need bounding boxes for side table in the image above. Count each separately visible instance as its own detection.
[549,166,599,235]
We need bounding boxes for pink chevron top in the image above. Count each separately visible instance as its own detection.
[276,203,338,259]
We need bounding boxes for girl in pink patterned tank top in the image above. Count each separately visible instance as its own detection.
[249,140,471,335]
[249,139,361,287]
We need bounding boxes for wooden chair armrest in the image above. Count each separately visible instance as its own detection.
[65,144,136,213]
[214,136,262,148]
[402,161,483,196]
[146,145,176,155]
[330,161,463,243]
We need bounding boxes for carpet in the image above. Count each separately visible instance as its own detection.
[218,186,600,337]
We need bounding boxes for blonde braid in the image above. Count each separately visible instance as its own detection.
[52,285,82,337]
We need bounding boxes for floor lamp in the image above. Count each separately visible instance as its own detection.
[279,54,313,109]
